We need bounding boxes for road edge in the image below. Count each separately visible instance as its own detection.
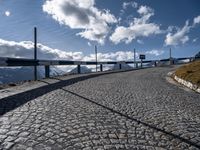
[168,72,200,93]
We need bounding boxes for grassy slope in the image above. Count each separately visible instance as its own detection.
[175,60,200,86]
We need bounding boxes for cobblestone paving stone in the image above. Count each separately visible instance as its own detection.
[0,66,200,149]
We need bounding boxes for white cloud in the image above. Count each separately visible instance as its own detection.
[193,38,198,43]
[165,21,191,46]
[5,11,11,16]
[137,5,153,15]
[110,5,162,44]
[42,0,117,44]
[145,49,164,56]
[84,51,138,61]
[0,39,138,62]
[165,15,200,46]
[166,26,179,33]
[0,38,82,60]
[87,42,92,47]
[137,39,144,44]
[122,1,138,9]
[193,15,200,25]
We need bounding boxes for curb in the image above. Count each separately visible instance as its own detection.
[173,74,200,93]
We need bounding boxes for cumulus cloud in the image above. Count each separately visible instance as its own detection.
[110,5,162,44]
[0,39,82,60]
[137,39,144,44]
[122,1,138,9]
[165,21,191,46]
[83,51,138,62]
[137,5,153,15]
[5,11,11,16]
[145,49,164,56]
[165,15,200,46]
[42,0,117,44]
[193,38,198,43]
[87,42,92,47]
[0,39,138,62]
[193,15,200,25]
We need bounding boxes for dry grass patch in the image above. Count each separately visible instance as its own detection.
[175,60,200,86]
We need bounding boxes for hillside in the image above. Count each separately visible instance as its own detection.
[69,66,92,74]
[112,64,133,70]
[174,60,200,86]
[0,66,65,85]
[195,51,200,59]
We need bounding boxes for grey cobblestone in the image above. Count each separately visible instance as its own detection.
[0,67,199,149]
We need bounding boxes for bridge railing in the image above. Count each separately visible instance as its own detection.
[0,57,194,79]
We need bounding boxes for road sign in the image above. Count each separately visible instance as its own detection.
[139,54,146,60]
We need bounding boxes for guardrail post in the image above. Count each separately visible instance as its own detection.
[34,27,37,81]
[45,65,50,78]
[119,64,122,70]
[170,58,173,65]
[136,62,138,68]
[77,64,81,74]
[100,64,103,72]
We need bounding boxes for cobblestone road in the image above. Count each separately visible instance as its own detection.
[0,66,200,149]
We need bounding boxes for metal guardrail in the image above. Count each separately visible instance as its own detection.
[0,57,194,79]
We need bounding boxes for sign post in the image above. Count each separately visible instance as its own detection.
[139,54,145,68]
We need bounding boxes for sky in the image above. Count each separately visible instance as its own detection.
[0,0,200,61]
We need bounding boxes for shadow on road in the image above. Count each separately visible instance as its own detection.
[0,69,135,116]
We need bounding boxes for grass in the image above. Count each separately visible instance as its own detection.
[175,60,200,86]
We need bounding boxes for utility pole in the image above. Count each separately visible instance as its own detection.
[95,45,97,72]
[34,27,37,80]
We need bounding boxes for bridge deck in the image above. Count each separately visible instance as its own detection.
[0,66,200,149]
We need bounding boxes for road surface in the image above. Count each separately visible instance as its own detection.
[0,66,200,149]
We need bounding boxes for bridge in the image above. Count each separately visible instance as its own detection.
[0,57,200,149]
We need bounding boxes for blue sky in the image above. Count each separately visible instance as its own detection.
[0,0,200,61]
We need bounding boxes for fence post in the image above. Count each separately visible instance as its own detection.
[77,64,81,74]
[100,64,103,72]
[45,65,50,78]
